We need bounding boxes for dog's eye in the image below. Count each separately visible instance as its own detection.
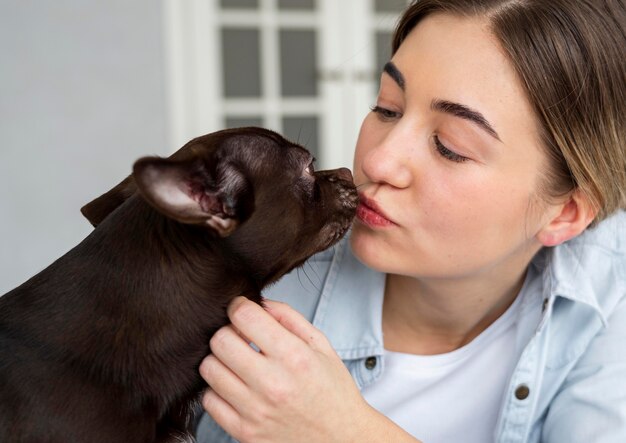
[305,160,315,175]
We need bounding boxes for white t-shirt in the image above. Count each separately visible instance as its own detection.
[361,293,523,443]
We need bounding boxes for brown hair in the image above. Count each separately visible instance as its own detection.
[392,0,626,223]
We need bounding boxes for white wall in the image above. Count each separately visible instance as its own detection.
[0,0,169,293]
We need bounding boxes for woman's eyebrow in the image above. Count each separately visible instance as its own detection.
[383,62,405,90]
[431,99,502,142]
[383,61,501,142]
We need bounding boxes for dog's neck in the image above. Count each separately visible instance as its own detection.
[102,195,255,280]
[16,195,260,404]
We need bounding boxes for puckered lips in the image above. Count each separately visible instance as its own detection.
[356,193,396,228]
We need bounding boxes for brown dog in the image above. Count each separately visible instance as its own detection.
[0,127,357,443]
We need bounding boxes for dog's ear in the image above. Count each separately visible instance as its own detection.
[80,176,137,227]
[132,156,253,237]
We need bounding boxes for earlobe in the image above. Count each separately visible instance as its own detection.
[536,190,597,247]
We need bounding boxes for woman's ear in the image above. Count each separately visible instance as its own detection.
[536,190,597,247]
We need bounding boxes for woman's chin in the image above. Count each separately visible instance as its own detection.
[349,227,395,272]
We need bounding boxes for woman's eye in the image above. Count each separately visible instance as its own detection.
[433,135,469,163]
[371,105,400,121]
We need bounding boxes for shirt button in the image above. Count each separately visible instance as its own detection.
[515,384,530,400]
[364,356,377,370]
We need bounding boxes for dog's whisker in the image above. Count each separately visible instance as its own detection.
[296,268,317,295]
[306,132,313,151]
[298,263,321,293]
[303,261,322,291]
[305,259,322,287]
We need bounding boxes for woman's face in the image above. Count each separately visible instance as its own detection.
[351,13,554,279]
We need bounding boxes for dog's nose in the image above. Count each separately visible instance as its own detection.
[336,168,353,183]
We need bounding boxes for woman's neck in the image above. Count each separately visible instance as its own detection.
[382,261,531,355]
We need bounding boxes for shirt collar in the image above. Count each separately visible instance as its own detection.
[542,211,626,327]
[544,244,605,326]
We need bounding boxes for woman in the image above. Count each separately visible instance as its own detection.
[196,1,626,442]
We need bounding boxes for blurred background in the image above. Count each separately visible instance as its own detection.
[0,0,408,294]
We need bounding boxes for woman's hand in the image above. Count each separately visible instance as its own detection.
[198,296,379,443]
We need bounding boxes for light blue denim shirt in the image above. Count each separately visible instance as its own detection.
[196,210,626,443]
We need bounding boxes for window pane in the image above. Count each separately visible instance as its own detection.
[220,0,259,9]
[376,31,393,72]
[374,0,407,13]
[283,116,319,160]
[279,30,317,97]
[225,117,263,128]
[376,31,393,94]
[222,28,262,98]
[278,0,315,10]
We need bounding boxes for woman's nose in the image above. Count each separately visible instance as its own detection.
[360,126,413,189]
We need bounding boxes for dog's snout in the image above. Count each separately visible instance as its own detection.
[317,168,354,184]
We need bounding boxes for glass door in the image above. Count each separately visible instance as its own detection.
[163,0,409,168]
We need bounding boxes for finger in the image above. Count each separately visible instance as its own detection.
[227,296,303,357]
[209,325,266,382]
[199,354,251,412]
[201,388,243,440]
[229,322,252,344]
[263,299,332,352]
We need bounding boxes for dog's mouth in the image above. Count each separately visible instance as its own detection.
[319,219,354,251]
[315,169,359,251]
